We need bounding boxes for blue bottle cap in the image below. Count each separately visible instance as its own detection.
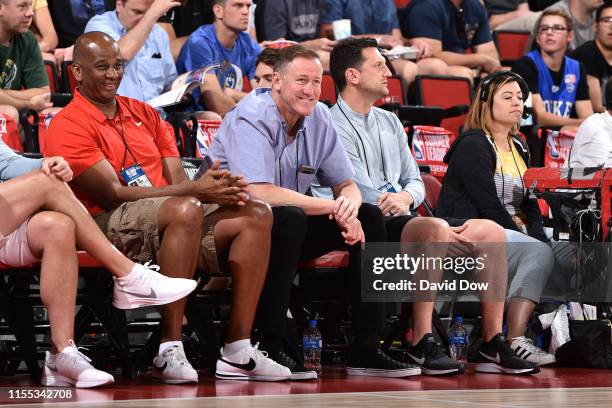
[454,316,463,324]
[309,320,317,327]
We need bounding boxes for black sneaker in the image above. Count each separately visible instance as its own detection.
[406,333,464,375]
[346,349,421,378]
[267,350,318,380]
[473,333,540,375]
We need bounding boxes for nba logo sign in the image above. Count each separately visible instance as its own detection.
[44,112,55,128]
[548,131,560,159]
[413,137,424,161]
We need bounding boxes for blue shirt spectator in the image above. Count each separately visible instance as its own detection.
[85,11,177,103]
[320,0,399,35]
[401,0,492,53]
[176,24,260,90]
[207,88,354,193]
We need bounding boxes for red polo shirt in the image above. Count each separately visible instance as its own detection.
[45,90,179,215]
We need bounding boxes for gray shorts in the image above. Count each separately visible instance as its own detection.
[93,197,222,274]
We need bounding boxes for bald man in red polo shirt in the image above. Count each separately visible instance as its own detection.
[45,32,291,384]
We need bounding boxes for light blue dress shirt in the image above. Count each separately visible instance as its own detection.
[207,88,354,194]
[85,11,177,102]
[0,140,41,181]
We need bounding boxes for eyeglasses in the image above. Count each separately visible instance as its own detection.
[598,17,612,26]
[537,25,569,34]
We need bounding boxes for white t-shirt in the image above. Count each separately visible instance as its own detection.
[567,111,612,168]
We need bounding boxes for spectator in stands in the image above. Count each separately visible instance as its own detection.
[546,0,602,50]
[254,0,336,69]
[567,77,612,167]
[176,0,260,117]
[45,32,290,384]
[317,38,532,375]
[47,0,114,48]
[31,0,58,59]
[573,3,612,113]
[319,0,449,86]
[401,0,502,81]
[0,0,59,122]
[512,9,593,129]
[208,45,421,379]
[485,0,537,30]
[0,141,197,388]
[157,0,215,61]
[254,46,277,88]
[84,0,179,104]
[436,71,558,367]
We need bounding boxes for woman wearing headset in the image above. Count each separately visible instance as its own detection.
[436,71,557,367]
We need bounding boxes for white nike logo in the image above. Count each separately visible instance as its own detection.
[407,352,425,365]
[480,351,501,364]
[135,121,143,127]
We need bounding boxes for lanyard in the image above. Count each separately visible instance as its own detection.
[338,102,388,181]
[108,105,137,171]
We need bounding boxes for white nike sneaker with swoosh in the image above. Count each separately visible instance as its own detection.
[216,343,291,381]
[112,262,197,309]
[152,344,198,384]
[41,340,114,388]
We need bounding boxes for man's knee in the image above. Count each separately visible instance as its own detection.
[357,203,386,240]
[160,196,203,229]
[240,199,273,231]
[416,57,449,76]
[272,206,308,238]
[403,217,450,242]
[29,211,75,244]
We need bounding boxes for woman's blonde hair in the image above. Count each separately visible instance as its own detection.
[464,75,524,137]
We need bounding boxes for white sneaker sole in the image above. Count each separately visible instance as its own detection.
[113,281,197,309]
[290,371,318,380]
[345,367,421,378]
[420,366,462,376]
[475,363,538,374]
[41,374,114,388]
[215,371,290,381]
[152,375,198,384]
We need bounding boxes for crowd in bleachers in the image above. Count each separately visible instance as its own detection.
[1,0,612,390]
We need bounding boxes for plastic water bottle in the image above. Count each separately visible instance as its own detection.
[303,320,322,374]
[449,316,467,363]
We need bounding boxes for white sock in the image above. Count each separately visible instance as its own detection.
[223,339,251,355]
[159,341,183,355]
[116,263,141,283]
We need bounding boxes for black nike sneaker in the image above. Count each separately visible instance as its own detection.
[473,333,540,375]
[216,342,291,381]
[405,333,464,375]
[266,349,318,380]
[346,348,421,378]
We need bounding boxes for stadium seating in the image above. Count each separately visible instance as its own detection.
[414,75,473,137]
[494,30,531,66]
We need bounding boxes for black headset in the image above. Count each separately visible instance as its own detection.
[479,70,531,120]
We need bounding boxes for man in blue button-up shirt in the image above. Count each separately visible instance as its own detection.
[85,0,178,103]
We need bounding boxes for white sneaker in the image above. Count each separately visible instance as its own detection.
[510,336,556,366]
[216,343,291,381]
[113,262,197,309]
[152,344,198,384]
[41,340,114,388]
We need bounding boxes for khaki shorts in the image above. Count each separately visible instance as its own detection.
[93,197,222,274]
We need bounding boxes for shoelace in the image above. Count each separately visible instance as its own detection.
[163,346,188,366]
[132,261,163,285]
[515,337,545,354]
[64,340,94,366]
